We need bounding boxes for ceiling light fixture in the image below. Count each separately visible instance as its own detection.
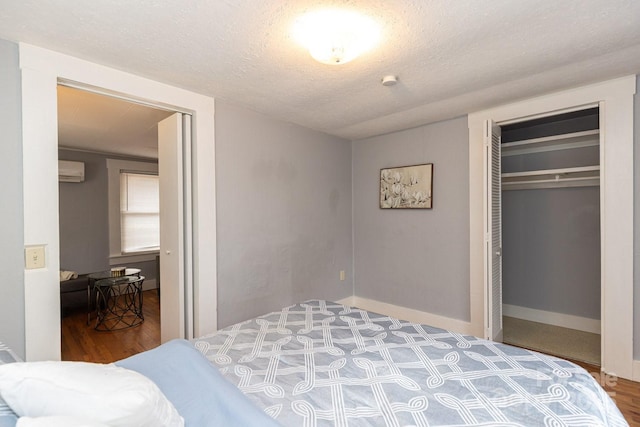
[292,9,381,65]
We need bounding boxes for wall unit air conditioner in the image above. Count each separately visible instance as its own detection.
[58,160,85,183]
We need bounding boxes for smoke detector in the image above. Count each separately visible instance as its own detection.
[381,75,398,86]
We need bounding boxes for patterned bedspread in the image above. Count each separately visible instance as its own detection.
[0,343,19,426]
[193,300,627,427]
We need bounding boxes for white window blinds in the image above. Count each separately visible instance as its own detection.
[120,172,160,253]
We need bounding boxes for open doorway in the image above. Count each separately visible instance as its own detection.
[469,76,635,379]
[57,85,172,362]
[498,108,602,365]
[20,44,216,362]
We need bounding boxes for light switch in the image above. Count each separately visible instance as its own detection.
[340,270,346,281]
[25,246,46,269]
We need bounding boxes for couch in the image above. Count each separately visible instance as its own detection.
[60,275,89,316]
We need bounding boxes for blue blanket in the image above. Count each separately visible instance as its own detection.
[117,339,280,427]
[0,339,277,427]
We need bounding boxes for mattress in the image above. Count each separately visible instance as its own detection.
[194,300,627,426]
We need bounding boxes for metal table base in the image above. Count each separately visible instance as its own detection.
[94,276,145,331]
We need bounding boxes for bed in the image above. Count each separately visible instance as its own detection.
[0,344,19,427]
[193,300,627,426]
[0,300,628,426]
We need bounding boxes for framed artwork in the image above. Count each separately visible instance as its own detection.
[380,163,433,209]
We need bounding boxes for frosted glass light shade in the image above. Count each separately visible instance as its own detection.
[293,10,381,65]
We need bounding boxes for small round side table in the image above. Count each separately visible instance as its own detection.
[94,275,145,331]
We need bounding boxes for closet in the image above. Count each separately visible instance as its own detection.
[499,107,601,365]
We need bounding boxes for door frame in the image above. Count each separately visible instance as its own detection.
[468,76,636,379]
[20,43,217,360]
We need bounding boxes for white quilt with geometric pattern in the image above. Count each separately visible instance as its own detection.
[193,300,627,427]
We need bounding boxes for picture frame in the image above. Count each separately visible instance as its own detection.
[380,163,433,209]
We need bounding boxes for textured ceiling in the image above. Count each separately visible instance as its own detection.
[2,0,640,143]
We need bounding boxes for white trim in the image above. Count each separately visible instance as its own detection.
[468,75,636,380]
[106,158,159,258]
[336,296,475,335]
[502,304,601,334]
[109,252,158,265]
[59,80,183,114]
[19,43,217,361]
[335,296,356,306]
[106,159,158,171]
[59,146,156,162]
[21,65,60,361]
[183,114,194,339]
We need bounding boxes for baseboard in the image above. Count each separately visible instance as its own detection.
[503,304,600,334]
[142,279,157,292]
[335,296,475,336]
[335,296,355,306]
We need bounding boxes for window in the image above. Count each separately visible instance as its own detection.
[120,172,159,253]
[107,159,159,262]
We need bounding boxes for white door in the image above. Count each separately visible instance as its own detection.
[485,120,503,341]
[158,113,191,342]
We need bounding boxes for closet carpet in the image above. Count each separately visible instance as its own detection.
[502,316,600,365]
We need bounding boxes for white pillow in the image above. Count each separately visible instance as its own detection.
[0,362,183,427]
[17,416,110,427]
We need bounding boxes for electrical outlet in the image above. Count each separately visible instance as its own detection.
[340,270,346,281]
[25,246,46,269]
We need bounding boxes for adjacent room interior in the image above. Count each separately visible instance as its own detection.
[57,85,170,362]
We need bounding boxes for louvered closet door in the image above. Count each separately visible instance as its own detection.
[486,121,503,341]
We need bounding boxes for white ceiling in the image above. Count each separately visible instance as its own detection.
[3,0,640,148]
[57,86,172,159]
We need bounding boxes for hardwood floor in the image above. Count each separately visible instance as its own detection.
[571,359,640,427]
[506,341,640,426]
[61,296,639,426]
[61,289,161,363]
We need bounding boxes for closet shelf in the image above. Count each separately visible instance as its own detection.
[502,165,600,190]
[501,129,599,157]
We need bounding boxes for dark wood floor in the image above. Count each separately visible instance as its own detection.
[61,289,161,363]
[61,297,639,426]
[571,359,640,427]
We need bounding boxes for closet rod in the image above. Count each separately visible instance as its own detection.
[501,165,599,179]
[502,176,599,190]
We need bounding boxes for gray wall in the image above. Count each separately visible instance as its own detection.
[58,149,158,283]
[59,150,110,274]
[502,188,600,319]
[0,39,25,358]
[352,117,470,321]
[215,102,353,328]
